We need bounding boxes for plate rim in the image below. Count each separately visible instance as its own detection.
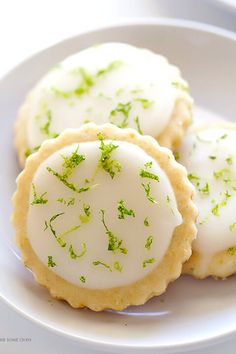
[214,0,236,12]
[1,16,236,83]
[1,17,236,353]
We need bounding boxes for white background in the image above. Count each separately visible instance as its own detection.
[1,0,236,78]
[1,0,236,353]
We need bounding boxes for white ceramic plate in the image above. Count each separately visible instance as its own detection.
[215,0,236,12]
[1,19,236,354]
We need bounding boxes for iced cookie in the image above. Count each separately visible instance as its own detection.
[178,122,236,278]
[12,124,196,311]
[15,42,192,166]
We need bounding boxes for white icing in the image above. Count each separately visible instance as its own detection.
[27,140,182,289]
[26,43,191,150]
[179,128,236,258]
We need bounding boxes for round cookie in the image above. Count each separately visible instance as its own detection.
[15,42,193,167]
[12,124,197,311]
[178,122,236,279]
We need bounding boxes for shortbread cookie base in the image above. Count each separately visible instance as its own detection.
[158,98,192,150]
[14,94,30,167]
[12,124,197,311]
[14,95,192,168]
[183,120,236,279]
[183,249,236,279]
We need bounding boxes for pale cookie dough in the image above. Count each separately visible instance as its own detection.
[15,42,192,167]
[178,121,236,279]
[12,124,197,311]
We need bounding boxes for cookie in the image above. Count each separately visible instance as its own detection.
[178,122,236,278]
[15,42,192,166]
[12,124,196,310]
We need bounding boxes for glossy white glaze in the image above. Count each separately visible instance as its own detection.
[26,43,190,150]
[27,140,182,289]
[179,128,236,258]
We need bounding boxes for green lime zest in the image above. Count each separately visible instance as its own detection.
[211,192,231,217]
[79,204,91,224]
[57,197,66,205]
[117,200,135,219]
[141,182,157,204]
[59,223,81,238]
[199,216,209,225]
[198,182,209,195]
[100,209,127,254]
[96,60,123,77]
[98,133,121,179]
[48,213,66,247]
[109,102,132,128]
[24,145,41,158]
[171,81,189,92]
[229,222,236,232]
[57,61,124,98]
[140,169,159,181]
[188,173,200,182]
[114,261,122,272]
[47,145,91,193]
[61,145,85,177]
[226,156,233,165]
[142,258,156,268]
[211,204,219,216]
[227,247,236,256]
[80,276,86,283]
[145,236,153,250]
[48,256,57,267]
[116,87,125,96]
[31,183,48,205]
[134,116,143,135]
[188,174,210,195]
[217,134,228,142]
[69,242,87,259]
[135,98,153,109]
[144,217,149,227]
[173,151,180,160]
[57,196,75,206]
[51,86,72,98]
[67,197,75,206]
[213,168,230,179]
[145,161,152,168]
[130,88,143,94]
[47,213,81,244]
[140,161,159,181]
[74,67,94,96]
[92,260,112,272]
[44,221,48,231]
[40,110,58,138]
[47,167,90,193]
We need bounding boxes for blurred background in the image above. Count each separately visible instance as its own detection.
[0,0,236,78]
